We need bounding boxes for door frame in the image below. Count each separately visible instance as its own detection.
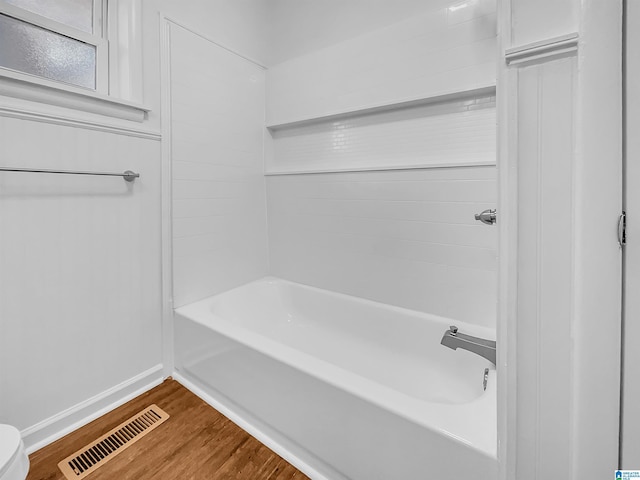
[622,0,639,467]
[497,0,623,477]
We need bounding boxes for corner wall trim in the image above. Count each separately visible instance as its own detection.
[159,14,176,377]
[21,364,165,454]
[505,33,579,66]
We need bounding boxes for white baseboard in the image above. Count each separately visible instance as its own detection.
[22,364,165,454]
[173,371,339,480]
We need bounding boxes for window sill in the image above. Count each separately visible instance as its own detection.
[0,68,150,122]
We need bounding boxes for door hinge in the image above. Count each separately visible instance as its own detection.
[618,211,627,247]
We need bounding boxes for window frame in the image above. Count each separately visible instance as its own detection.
[0,0,109,93]
[0,0,151,124]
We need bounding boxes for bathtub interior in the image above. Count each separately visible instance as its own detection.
[181,277,495,405]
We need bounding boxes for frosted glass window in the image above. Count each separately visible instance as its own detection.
[4,0,94,33]
[0,14,96,89]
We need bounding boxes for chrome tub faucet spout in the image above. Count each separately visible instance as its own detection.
[440,325,496,365]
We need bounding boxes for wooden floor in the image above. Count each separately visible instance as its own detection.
[27,379,308,480]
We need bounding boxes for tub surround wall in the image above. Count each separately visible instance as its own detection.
[142,0,271,130]
[265,0,497,126]
[168,23,269,308]
[267,0,456,65]
[145,1,271,373]
[265,0,498,328]
[267,167,497,326]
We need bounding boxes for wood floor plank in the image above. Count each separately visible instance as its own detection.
[26,379,309,480]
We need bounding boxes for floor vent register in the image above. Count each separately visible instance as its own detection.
[58,404,170,479]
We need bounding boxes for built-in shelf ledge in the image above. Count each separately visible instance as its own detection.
[265,161,497,176]
[265,85,496,131]
[505,33,579,66]
[0,68,150,123]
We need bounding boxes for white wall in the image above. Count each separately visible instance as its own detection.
[510,0,578,46]
[0,115,162,448]
[514,56,576,479]
[267,0,455,64]
[266,0,497,126]
[267,167,497,325]
[169,23,269,308]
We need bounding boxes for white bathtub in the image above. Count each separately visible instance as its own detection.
[174,277,497,479]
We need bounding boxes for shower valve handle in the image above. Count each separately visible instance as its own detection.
[475,209,497,225]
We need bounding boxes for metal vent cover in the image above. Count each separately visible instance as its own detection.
[58,405,170,479]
